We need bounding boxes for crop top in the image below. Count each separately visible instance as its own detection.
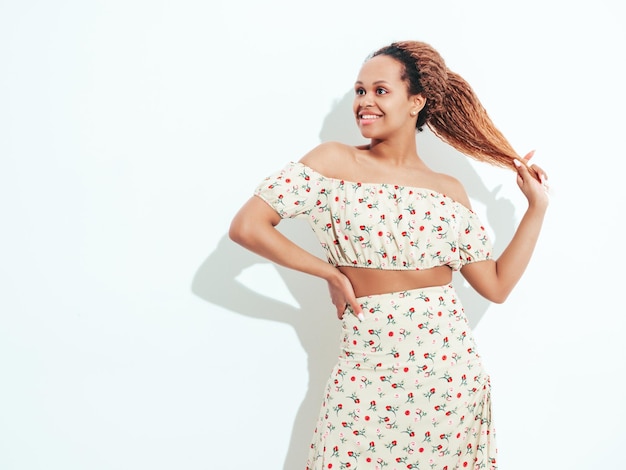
[254,161,493,271]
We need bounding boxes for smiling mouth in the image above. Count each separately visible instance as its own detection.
[359,114,381,120]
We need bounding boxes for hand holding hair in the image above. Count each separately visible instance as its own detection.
[514,150,551,205]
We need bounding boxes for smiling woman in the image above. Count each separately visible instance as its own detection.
[353,56,427,143]
[228,40,549,469]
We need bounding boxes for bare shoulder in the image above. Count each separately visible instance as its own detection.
[434,172,472,208]
[299,141,356,176]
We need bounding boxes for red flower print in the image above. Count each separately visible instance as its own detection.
[263,163,502,468]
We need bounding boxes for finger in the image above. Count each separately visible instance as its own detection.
[513,158,528,173]
[345,302,365,322]
[530,164,548,184]
[337,306,344,320]
[514,154,542,183]
[513,159,534,186]
[529,166,542,183]
[355,308,364,322]
[523,150,547,183]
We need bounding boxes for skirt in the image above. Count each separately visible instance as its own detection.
[306,284,497,470]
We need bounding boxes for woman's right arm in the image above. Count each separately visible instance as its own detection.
[229,196,363,319]
[229,196,333,279]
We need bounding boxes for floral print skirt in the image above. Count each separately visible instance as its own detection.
[306,284,497,470]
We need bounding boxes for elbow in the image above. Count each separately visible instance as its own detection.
[489,294,507,305]
[484,288,512,305]
[229,213,272,249]
[229,197,281,249]
[228,217,249,246]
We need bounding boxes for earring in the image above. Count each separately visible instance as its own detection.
[410,110,418,116]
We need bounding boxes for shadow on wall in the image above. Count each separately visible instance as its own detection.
[191,89,517,470]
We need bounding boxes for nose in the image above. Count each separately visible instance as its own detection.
[359,95,373,109]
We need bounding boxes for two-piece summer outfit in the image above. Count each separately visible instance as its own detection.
[254,161,497,470]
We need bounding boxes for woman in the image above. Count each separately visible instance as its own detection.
[229,41,548,470]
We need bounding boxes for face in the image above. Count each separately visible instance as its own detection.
[353,54,424,140]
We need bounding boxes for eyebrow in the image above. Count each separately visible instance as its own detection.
[354,80,391,86]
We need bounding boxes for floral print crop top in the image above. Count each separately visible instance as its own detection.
[254,161,493,271]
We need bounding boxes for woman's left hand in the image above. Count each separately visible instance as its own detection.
[515,150,550,209]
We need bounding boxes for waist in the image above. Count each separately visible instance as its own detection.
[338,265,453,297]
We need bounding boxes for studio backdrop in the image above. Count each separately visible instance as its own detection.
[1,1,624,469]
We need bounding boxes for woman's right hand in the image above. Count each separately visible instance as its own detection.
[327,270,364,321]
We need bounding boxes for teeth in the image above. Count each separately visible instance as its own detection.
[360,114,380,119]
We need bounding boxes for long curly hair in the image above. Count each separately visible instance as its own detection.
[371,41,521,171]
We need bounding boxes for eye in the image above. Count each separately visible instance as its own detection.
[355,87,365,96]
[376,87,388,95]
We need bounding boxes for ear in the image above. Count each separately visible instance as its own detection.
[412,94,426,113]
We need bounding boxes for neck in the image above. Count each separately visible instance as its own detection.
[367,137,419,166]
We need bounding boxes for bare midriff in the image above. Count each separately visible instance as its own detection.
[338,265,453,297]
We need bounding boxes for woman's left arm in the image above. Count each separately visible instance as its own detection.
[461,154,549,303]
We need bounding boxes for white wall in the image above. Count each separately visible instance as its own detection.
[1,1,624,469]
